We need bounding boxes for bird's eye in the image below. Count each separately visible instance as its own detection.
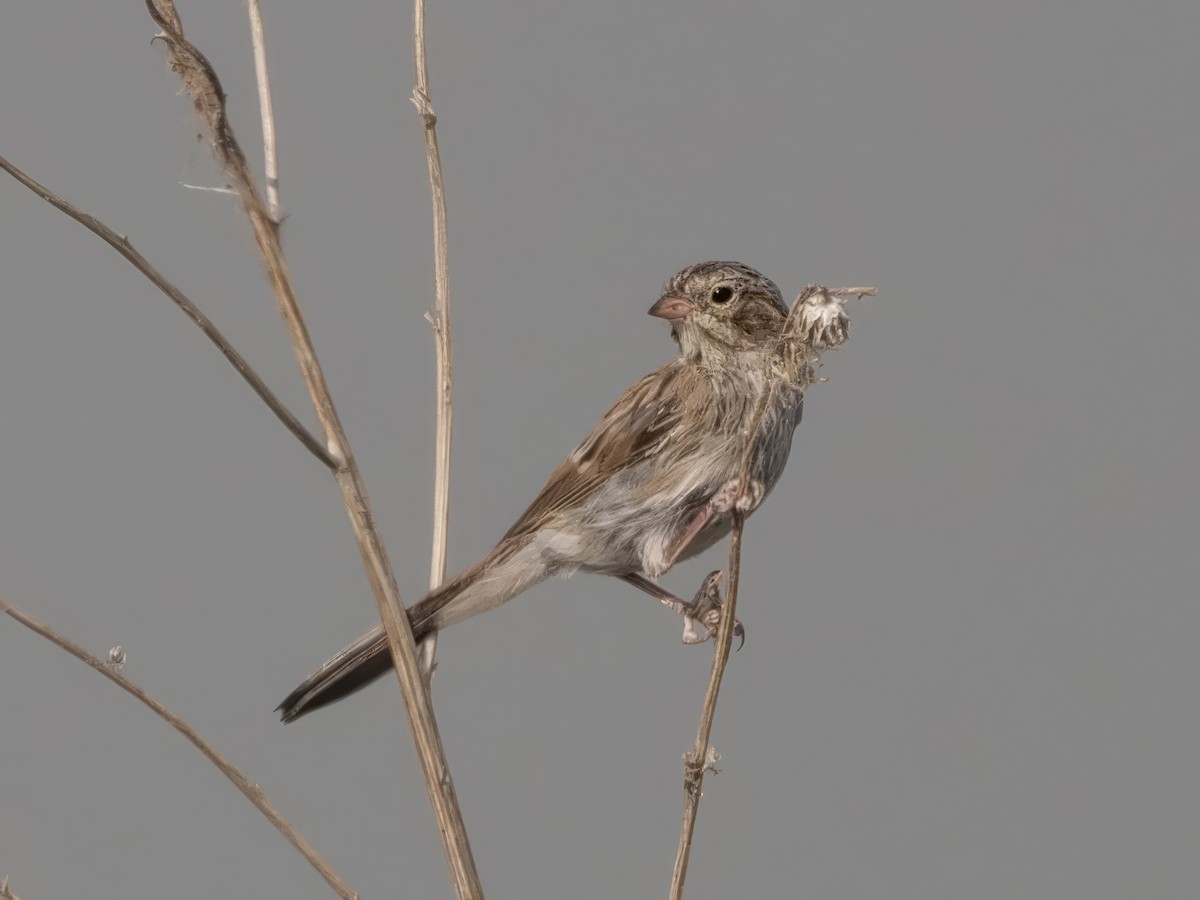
[711,286,734,304]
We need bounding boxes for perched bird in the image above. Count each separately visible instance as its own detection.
[279,261,815,722]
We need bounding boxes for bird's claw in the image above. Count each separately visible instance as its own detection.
[682,570,746,650]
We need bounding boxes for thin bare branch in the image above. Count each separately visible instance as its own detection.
[0,875,20,900]
[669,284,873,898]
[412,0,453,679]
[0,594,358,900]
[0,153,338,471]
[246,0,281,223]
[143,4,481,895]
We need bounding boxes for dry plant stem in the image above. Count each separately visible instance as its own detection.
[668,511,747,900]
[246,0,281,223]
[0,875,19,900]
[669,285,874,899]
[0,595,358,900]
[143,4,482,896]
[413,0,453,677]
[0,153,337,472]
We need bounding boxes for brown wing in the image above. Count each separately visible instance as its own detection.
[502,360,692,540]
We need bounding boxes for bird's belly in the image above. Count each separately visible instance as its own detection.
[559,386,801,579]
[640,406,798,576]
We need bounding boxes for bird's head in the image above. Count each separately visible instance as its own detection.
[649,261,788,360]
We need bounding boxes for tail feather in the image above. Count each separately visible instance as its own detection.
[278,540,544,722]
[276,626,394,723]
[276,582,448,724]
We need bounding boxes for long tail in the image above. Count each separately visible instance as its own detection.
[278,539,543,722]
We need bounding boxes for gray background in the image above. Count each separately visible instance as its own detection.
[2,1,1197,898]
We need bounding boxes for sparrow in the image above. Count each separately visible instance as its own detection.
[279,261,830,722]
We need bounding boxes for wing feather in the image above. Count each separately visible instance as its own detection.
[502,361,691,539]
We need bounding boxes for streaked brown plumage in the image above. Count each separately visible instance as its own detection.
[278,262,809,722]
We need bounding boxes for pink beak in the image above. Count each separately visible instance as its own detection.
[648,294,693,321]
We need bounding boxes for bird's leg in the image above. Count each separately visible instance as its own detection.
[663,477,766,569]
[620,571,744,648]
[621,479,761,644]
[620,572,700,638]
